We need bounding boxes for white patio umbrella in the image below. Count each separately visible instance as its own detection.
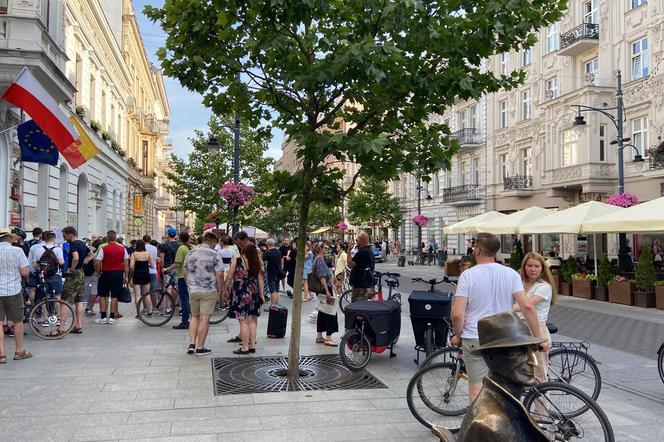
[519,201,625,274]
[474,206,553,234]
[583,196,664,233]
[443,211,507,234]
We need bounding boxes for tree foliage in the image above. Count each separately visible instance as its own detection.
[164,115,273,224]
[597,254,614,288]
[146,0,567,378]
[347,177,402,237]
[509,238,524,271]
[635,246,656,292]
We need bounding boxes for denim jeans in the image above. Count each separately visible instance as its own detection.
[177,277,190,325]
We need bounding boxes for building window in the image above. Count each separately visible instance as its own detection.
[445,171,452,188]
[545,77,558,99]
[458,109,467,129]
[632,116,648,157]
[632,38,649,80]
[499,99,509,128]
[500,53,509,75]
[40,0,50,29]
[472,157,480,185]
[561,130,579,166]
[468,105,477,129]
[520,147,532,176]
[0,0,7,14]
[433,174,439,196]
[585,58,599,85]
[89,76,96,120]
[459,162,466,186]
[142,140,149,174]
[546,23,559,53]
[522,48,532,67]
[631,0,647,8]
[584,0,598,23]
[599,125,606,162]
[521,90,532,120]
[499,154,508,181]
[101,91,106,129]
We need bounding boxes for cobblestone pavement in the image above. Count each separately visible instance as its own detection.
[0,260,662,441]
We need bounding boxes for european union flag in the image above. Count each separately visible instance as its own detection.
[18,120,59,166]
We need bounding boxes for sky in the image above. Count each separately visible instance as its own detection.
[133,0,284,161]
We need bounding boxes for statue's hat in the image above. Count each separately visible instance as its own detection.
[477,312,546,350]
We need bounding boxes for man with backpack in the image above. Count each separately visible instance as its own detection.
[25,227,44,305]
[62,226,89,334]
[94,230,129,325]
[31,231,65,308]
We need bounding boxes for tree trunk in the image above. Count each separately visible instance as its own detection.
[287,171,313,379]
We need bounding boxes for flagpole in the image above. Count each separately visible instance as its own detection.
[0,124,18,135]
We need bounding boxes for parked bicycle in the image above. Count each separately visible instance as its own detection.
[135,271,228,327]
[27,264,75,339]
[339,270,402,314]
[658,343,664,384]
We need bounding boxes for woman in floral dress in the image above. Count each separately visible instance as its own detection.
[227,243,265,354]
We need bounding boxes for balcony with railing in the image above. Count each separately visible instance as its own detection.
[503,175,533,196]
[559,23,599,57]
[450,128,482,147]
[442,184,482,206]
[649,154,664,171]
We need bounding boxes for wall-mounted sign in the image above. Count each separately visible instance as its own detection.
[133,194,143,214]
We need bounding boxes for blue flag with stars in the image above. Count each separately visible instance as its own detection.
[18,120,59,166]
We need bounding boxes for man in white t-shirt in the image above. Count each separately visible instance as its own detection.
[450,232,544,403]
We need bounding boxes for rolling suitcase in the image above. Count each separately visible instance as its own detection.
[398,256,406,267]
[267,304,288,338]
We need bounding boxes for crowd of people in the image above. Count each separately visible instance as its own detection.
[0,224,381,361]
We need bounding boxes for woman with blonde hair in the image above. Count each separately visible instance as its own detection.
[513,251,557,383]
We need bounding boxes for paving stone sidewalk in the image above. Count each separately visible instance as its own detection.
[0,262,662,441]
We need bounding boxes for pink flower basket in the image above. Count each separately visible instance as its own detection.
[337,222,348,231]
[606,192,639,208]
[218,182,255,209]
[412,214,429,227]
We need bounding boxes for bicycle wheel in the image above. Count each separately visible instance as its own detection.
[658,347,664,384]
[548,348,601,402]
[339,329,372,371]
[137,291,174,327]
[523,382,614,442]
[421,346,461,368]
[28,298,75,340]
[406,362,469,432]
[208,300,229,325]
[338,290,352,314]
[424,326,434,357]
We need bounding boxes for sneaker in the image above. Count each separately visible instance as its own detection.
[186,344,195,355]
[115,313,123,319]
[195,348,212,356]
[107,318,117,325]
[263,303,271,312]
[172,323,189,330]
[95,317,108,324]
[85,309,96,317]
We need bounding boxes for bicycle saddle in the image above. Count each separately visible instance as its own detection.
[385,276,399,287]
[546,322,558,334]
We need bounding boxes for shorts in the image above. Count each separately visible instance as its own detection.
[84,275,98,296]
[461,338,488,384]
[149,273,159,293]
[189,291,217,316]
[267,277,280,294]
[62,270,85,303]
[0,293,24,322]
[43,274,63,296]
[27,272,39,288]
[98,271,125,299]
[351,287,373,303]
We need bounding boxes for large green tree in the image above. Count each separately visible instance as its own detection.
[146,0,566,377]
[165,115,273,226]
[347,177,402,239]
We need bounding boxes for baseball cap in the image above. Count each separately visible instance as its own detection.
[167,227,177,237]
[0,227,12,239]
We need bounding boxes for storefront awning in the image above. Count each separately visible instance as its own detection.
[311,226,331,234]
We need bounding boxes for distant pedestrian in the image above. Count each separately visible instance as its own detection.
[0,228,32,363]
[227,243,265,354]
[84,239,102,316]
[94,230,129,325]
[143,235,160,301]
[262,238,282,307]
[130,240,154,314]
[333,243,347,295]
[278,239,290,292]
[302,241,314,302]
[164,232,193,330]
[395,239,401,257]
[346,232,375,302]
[62,226,89,334]
[25,227,44,306]
[159,228,180,307]
[312,242,338,346]
[183,232,225,355]
[32,231,65,315]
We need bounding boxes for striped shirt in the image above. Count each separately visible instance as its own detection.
[0,241,30,296]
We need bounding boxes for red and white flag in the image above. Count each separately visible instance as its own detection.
[2,67,79,151]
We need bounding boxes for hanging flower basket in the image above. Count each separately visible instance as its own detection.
[606,192,639,208]
[412,214,429,227]
[203,222,216,231]
[218,182,255,209]
[337,221,348,231]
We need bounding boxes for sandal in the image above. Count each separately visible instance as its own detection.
[0,354,6,364]
[227,336,242,343]
[232,348,251,355]
[72,328,83,334]
[13,351,33,360]
[324,339,338,347]
[315,337,325,344]
[303,295,314,302]
[47,330,64,338]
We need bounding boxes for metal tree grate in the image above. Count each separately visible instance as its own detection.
[211,354,387,395]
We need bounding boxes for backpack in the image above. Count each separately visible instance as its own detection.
[82,256,96,276]
[38,246,60,277]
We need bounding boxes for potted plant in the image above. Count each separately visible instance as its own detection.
[75,105,86,119]
[655,281,664,310]
[634,247,656,308]
[90,120,101,133]
[445,259,462,277]
[595,254,614,302]
[572,273,596,299]
[560,256,579,296]
[509,238,524,271]
[608,275,634,305]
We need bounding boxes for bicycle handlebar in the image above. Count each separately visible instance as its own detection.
[411,276,456,286]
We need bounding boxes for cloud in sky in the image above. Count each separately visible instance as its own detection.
[134,0,284,160]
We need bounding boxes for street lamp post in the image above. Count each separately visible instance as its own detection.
[415,175,432,263]
[572,70,644,272]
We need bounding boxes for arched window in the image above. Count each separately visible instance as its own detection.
[77,174,89,238]
[59,164,68,227]
[433,174,440,197]
[99,184,108,234]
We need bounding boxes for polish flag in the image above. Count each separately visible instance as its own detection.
[2,67,79,151]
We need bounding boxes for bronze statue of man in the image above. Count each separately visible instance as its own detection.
[455,311,549,441]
